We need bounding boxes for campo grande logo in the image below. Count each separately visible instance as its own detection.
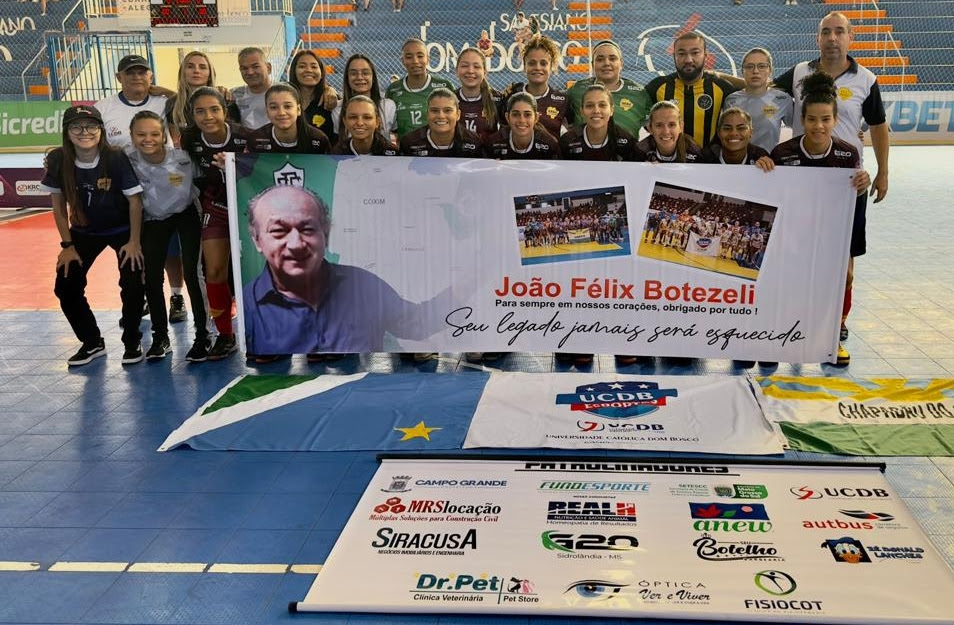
[555,381,678,418]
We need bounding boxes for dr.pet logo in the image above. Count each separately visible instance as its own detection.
[555,381,678,418]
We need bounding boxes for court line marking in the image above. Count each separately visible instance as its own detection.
[0,561,323,574]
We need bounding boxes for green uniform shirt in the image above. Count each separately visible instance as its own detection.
[385,74,456,139]
[566,76,651,136]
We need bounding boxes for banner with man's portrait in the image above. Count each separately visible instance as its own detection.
[227,154,854,362]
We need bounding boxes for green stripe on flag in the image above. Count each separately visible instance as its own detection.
[203,375,317,414]
[780,422,954,456]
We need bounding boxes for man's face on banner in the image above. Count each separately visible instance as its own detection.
[253,189,326,285]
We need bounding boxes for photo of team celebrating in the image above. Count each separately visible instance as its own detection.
[40,7,886,367]
[514,187,630,266]
[639,182,777,280]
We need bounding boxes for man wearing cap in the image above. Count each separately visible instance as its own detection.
[96,54,171,149]
[646,31,741,147]
[565,40,651,137]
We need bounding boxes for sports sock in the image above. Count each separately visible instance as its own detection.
[206,282,234,336]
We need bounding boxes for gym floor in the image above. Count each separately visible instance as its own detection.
[0,146,952,624]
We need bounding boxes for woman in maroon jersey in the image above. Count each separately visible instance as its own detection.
[181,87,249,361]
[634,101,702,163]
[701,107,774,171]
[557,84,637,366]
[399,88,484,158]
[501,35,571,138]
[455,48,502,143]
[247,83,330,155]
[485,92,560,159]
[771,72,870,367]
[559,84,636,162]
[332,95,399,156]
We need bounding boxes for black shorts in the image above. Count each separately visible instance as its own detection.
[850,192,867,257]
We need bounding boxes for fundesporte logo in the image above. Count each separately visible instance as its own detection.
[555,381,678,418]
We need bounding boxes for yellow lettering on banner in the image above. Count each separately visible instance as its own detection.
[760,376,954,402]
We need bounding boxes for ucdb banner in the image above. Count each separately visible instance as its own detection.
[296,457,954,623]
[228,154,854,362]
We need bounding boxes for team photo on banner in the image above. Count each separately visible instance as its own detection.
[227,153,854,362]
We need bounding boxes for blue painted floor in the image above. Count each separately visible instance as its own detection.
[1,146,953,624]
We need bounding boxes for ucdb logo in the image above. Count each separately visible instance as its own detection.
[555,381,678,418]
[790,486,890,500]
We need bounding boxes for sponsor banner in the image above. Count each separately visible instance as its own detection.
[882,91,954,145]
[0,101,71,152]
[463,373,782,454]
[228,154,852,362]
[296,457,954,623]
[0,168,49,209]
[757,376,954,456]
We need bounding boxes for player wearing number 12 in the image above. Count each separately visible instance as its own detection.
[386,38,455,139]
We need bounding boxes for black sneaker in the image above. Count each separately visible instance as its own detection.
[145,335,171,360]
[840,324,849,341]
[207,334,237,361]
[122,343,144,365]
[169,294,187,323]
[185,337,211,363]
[67,338,106,366]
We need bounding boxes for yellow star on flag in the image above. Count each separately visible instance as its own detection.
[394,421,442,441]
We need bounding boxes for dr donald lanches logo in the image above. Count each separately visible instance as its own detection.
[555,381,678,418]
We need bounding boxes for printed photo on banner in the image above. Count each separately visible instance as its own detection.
[639,182,778,281]
[514,186,631,266]
[235,154,453,355]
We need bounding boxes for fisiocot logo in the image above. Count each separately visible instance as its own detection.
[539,480,650,494]
[693,533,783,562]
[790,485,891,500]
[547,500,637,524]
[746,570,824,613]
[821,537,871,564]
[714,484,768,499]
[412,572,539,605]
[541,531,638,558]
[272,162,304,187]
[15,181,44,196]
[411,477,508,489]
[555,381,678,418]
[636,21,738,78]
[371,496,501,522]
[689,502,772,533]
[372,526,477,555]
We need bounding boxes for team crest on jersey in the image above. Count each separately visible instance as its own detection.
[273,162,305,187]
[96,177,112,191]
[696,94,714,111]
[762,105,778,117]
[168,173,183,187]
[546,106,559,119]
[619,97,634,111]
[837,87,852,101]
[555,381,679,418]
[311,114,327,129]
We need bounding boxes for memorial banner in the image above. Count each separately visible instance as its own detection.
[757,376,954,456]
[464,373,782,454]
[296,457,954,623]
[228,154,854,362]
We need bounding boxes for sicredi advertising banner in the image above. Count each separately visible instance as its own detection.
[0,101,71,153]
[227,154,854,362]
[296,457,954,623]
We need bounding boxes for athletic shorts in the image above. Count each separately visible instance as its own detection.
[850,192,867,257]
[201,199,230,241]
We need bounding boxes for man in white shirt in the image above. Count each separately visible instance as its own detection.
[228,47,272,130]
[96,54,171,149]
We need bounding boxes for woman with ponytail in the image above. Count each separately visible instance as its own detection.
[247,83,330,155]
[771,72,870,367]
[455,48,503,143]
[399,88,484,158]
[634,101,702,163]
[485,92,559,159]
[559,84,636,162]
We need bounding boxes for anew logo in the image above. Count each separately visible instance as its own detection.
[555,381,678,418]
[689,503,772,533]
